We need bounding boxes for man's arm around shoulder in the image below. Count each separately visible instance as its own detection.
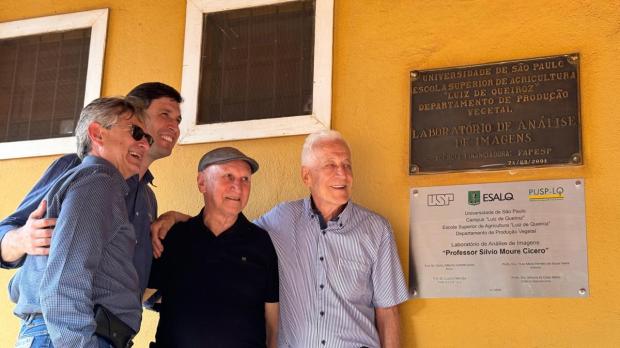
[0,200,55,267]
[151,210,191,258]
[0,154,78,267]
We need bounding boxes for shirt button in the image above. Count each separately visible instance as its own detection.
[319,256,324,261]
[321,340,326,345]
[320,284,324,289]
[135,212,140,216]
[320,311,325,316]
[321,230,326,235]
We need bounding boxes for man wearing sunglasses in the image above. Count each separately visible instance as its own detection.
[0,83,182,345]
[9,97,152,347]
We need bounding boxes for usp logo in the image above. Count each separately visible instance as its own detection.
[468,191,481,205]
[427,193,454,206]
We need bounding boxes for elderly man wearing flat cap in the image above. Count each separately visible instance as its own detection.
[147,147,279,348]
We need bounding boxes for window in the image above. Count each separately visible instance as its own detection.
[180,0,333,143]
[0,9,108,159]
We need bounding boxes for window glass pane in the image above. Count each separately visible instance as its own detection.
[0,28,90,142]
[197,0,315,124]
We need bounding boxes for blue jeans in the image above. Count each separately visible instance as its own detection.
[16,314,51,348]
[16,314,114,348]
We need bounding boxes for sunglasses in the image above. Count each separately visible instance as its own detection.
[105,123,154,146]
[128,124,154,146]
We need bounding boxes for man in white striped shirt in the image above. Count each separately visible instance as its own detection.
[254,130,409,348]
[152,130,409,347]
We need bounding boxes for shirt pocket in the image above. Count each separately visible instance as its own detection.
[334,258,372,302]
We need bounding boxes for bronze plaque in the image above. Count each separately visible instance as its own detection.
[410,54,582,174]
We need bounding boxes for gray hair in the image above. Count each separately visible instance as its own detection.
[75,96,146,159]
[301,129,350,166]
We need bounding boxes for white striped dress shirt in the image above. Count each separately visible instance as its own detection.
[255,197,409,348]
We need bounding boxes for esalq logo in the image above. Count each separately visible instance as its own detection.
[468,191,481,205]
[468,191,514,205]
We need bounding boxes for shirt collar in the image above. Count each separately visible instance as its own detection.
[142,169,155,185]
[82,155,129,195]
[303,196,351,233]
[197,208,249,237]
[125,169,155,187]
[82,154,110,167]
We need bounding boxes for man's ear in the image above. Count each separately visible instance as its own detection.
[301,166,312,187]
[197,171,207,193]
[88,122,104,146]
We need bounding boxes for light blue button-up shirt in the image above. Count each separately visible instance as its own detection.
[0,153,157,294]
[8,155,142,348]
[255,197,409,348]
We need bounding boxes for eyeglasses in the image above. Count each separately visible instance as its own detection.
[129,124,154,146]
[105,123,154,146]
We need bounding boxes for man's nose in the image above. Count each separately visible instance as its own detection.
[230,179,242,189]
[137,136,150,148]
[334,164,347,175]
[167,120,180,134]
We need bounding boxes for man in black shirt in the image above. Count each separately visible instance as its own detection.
[149,147,279,348]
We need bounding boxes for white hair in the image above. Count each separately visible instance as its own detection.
[301,129,350,166]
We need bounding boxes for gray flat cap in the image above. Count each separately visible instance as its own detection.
[197,147,259,173]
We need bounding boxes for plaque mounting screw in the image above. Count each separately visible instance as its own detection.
[568,54,579,65]
[410,164,419,174]
[410,71,419,81]
[570,153,582,164]
[412,189,419,196]
[578,288,587,296]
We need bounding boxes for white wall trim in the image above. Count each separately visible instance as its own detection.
[0,9,108,160]
[179,0,333,144]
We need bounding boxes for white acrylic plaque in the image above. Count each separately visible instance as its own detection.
[410,178,588,298]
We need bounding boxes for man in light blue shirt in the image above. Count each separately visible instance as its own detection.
[254,130,409,348]
[10,97,153,347]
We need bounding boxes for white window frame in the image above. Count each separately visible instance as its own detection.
[0,9,108,159]
[179,0,333,144]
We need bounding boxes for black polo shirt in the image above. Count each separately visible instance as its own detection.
[149,210,279,348]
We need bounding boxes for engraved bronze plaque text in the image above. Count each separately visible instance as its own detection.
[410,54,582,174]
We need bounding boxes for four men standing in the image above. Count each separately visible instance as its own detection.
[0,85,409,347]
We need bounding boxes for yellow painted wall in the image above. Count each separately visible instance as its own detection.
[1,0,619,347]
